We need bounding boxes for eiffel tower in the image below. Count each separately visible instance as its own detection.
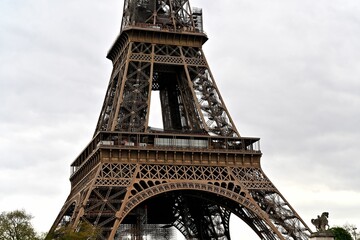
[48,1,313,239]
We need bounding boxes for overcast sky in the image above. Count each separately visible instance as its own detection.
[1,0,359,238]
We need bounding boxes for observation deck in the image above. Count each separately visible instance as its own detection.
[69,131,262,185]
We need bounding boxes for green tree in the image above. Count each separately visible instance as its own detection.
[47,221,100,240]
[330,227,353,240]
[0,210,40,240]
[342,224,359,240]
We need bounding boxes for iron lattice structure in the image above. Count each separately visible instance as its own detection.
[48,1,312,239]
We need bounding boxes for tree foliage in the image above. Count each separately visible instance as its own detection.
[47,221,100,240]
[330,227,353,240]
[342,223,359,240]
[0,210,40,240]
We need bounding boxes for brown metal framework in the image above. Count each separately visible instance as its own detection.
[48,1,312,239]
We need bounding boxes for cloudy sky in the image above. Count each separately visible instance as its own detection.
[1,0,359,238]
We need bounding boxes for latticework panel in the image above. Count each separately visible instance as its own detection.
[95,163,137,186]
[155,44,181,56]
[231,167,275,190]
[132,42,152,54]
[137,164,234,181]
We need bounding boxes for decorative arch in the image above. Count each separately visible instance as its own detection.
[111,181,283,239]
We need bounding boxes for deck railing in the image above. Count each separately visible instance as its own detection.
[70,131,261,175]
